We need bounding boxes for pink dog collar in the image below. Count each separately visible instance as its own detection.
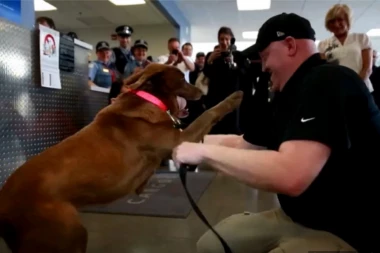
[127,89,168,111]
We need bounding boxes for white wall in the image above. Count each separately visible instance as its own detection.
[191,40,321,60]
[62,24,177,60]
[191,41,255,57]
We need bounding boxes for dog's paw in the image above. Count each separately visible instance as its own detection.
[226,90,244,108]
[217,90,243,112]
[207,90,244,121]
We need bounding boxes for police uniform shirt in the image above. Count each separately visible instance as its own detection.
[243,53,379,252]
[89,60,115,88]
[123,60,143,78]
[111,47,133,74]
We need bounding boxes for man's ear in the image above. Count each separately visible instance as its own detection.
[123,63,166,90]
[284,36,297,56]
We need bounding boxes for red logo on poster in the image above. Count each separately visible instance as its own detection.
[43,34,56,56]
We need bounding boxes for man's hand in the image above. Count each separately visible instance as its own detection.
[172,142,205,168]
[176,51,184,63]
[207,48,221,64]
[176,51,195,71]
[166,54,178,64]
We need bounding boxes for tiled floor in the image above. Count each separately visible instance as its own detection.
[0,172,280,253]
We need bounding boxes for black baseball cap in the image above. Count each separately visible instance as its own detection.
[96,41,110,51]
[248,13,316,54]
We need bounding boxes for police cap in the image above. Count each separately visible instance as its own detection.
[115,25,134,36]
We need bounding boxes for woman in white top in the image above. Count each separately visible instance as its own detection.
[318,4,373,92]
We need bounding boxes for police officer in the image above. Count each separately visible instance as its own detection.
[124,39,150,78]
[111,25,134,75]
[88,41,118,90]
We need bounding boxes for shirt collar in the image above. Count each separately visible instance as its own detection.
[278,53,326,97]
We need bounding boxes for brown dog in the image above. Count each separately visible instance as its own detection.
[0,63,243,253]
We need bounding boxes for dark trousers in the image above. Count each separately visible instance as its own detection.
[372,90,380,109]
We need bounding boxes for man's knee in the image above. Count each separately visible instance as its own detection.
[196,213,242,253]
[196,231,221,253]
[196,211,283,253]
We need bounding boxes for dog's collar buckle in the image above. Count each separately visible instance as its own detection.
[166,110,183,131]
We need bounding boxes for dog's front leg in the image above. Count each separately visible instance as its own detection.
[179,90,243,143]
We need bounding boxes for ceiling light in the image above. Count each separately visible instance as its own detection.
[237,0,271,11]
[367,29,380,37]
[242,31,258,39]
[109,0,145,6]
[34,0,57,11]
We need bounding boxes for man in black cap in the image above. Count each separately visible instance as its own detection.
[173,13,379,253]
[111,25,134,75]
[189,52,206,85]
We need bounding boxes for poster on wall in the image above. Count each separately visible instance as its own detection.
[0,0,21,24]
[39,24,61,89]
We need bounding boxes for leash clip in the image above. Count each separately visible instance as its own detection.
[166,110,183,131]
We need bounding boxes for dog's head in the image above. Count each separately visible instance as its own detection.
[124,63,203,99]
[116,64,203,116]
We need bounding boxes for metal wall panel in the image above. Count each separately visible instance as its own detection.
[0,19,108,187]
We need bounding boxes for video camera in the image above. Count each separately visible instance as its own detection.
[171,49,179,55]
[222,37,237,69]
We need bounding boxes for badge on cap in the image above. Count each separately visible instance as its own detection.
[101,42,107,47]
[116,25,133,35]
[124,27,130,34]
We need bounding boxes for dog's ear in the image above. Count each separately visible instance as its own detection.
[123,63,166,90]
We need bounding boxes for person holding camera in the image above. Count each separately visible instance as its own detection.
[203,27,247,135]
[157,38,195,82]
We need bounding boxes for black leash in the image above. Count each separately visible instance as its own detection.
[179,165,233,253]
[168,111,232,252]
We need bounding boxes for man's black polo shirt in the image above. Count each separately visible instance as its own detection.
[244,53,380,252]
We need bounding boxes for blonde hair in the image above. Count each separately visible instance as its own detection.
[325,4,353,31]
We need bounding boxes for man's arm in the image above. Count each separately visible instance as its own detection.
[202,67,350,196]
[204,135,265,150]
[182,55,195,71]
[200,140,330,196]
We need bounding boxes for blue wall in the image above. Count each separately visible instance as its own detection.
[21,0,35,30]
[0,0,35,30]
[151,0,191,43]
